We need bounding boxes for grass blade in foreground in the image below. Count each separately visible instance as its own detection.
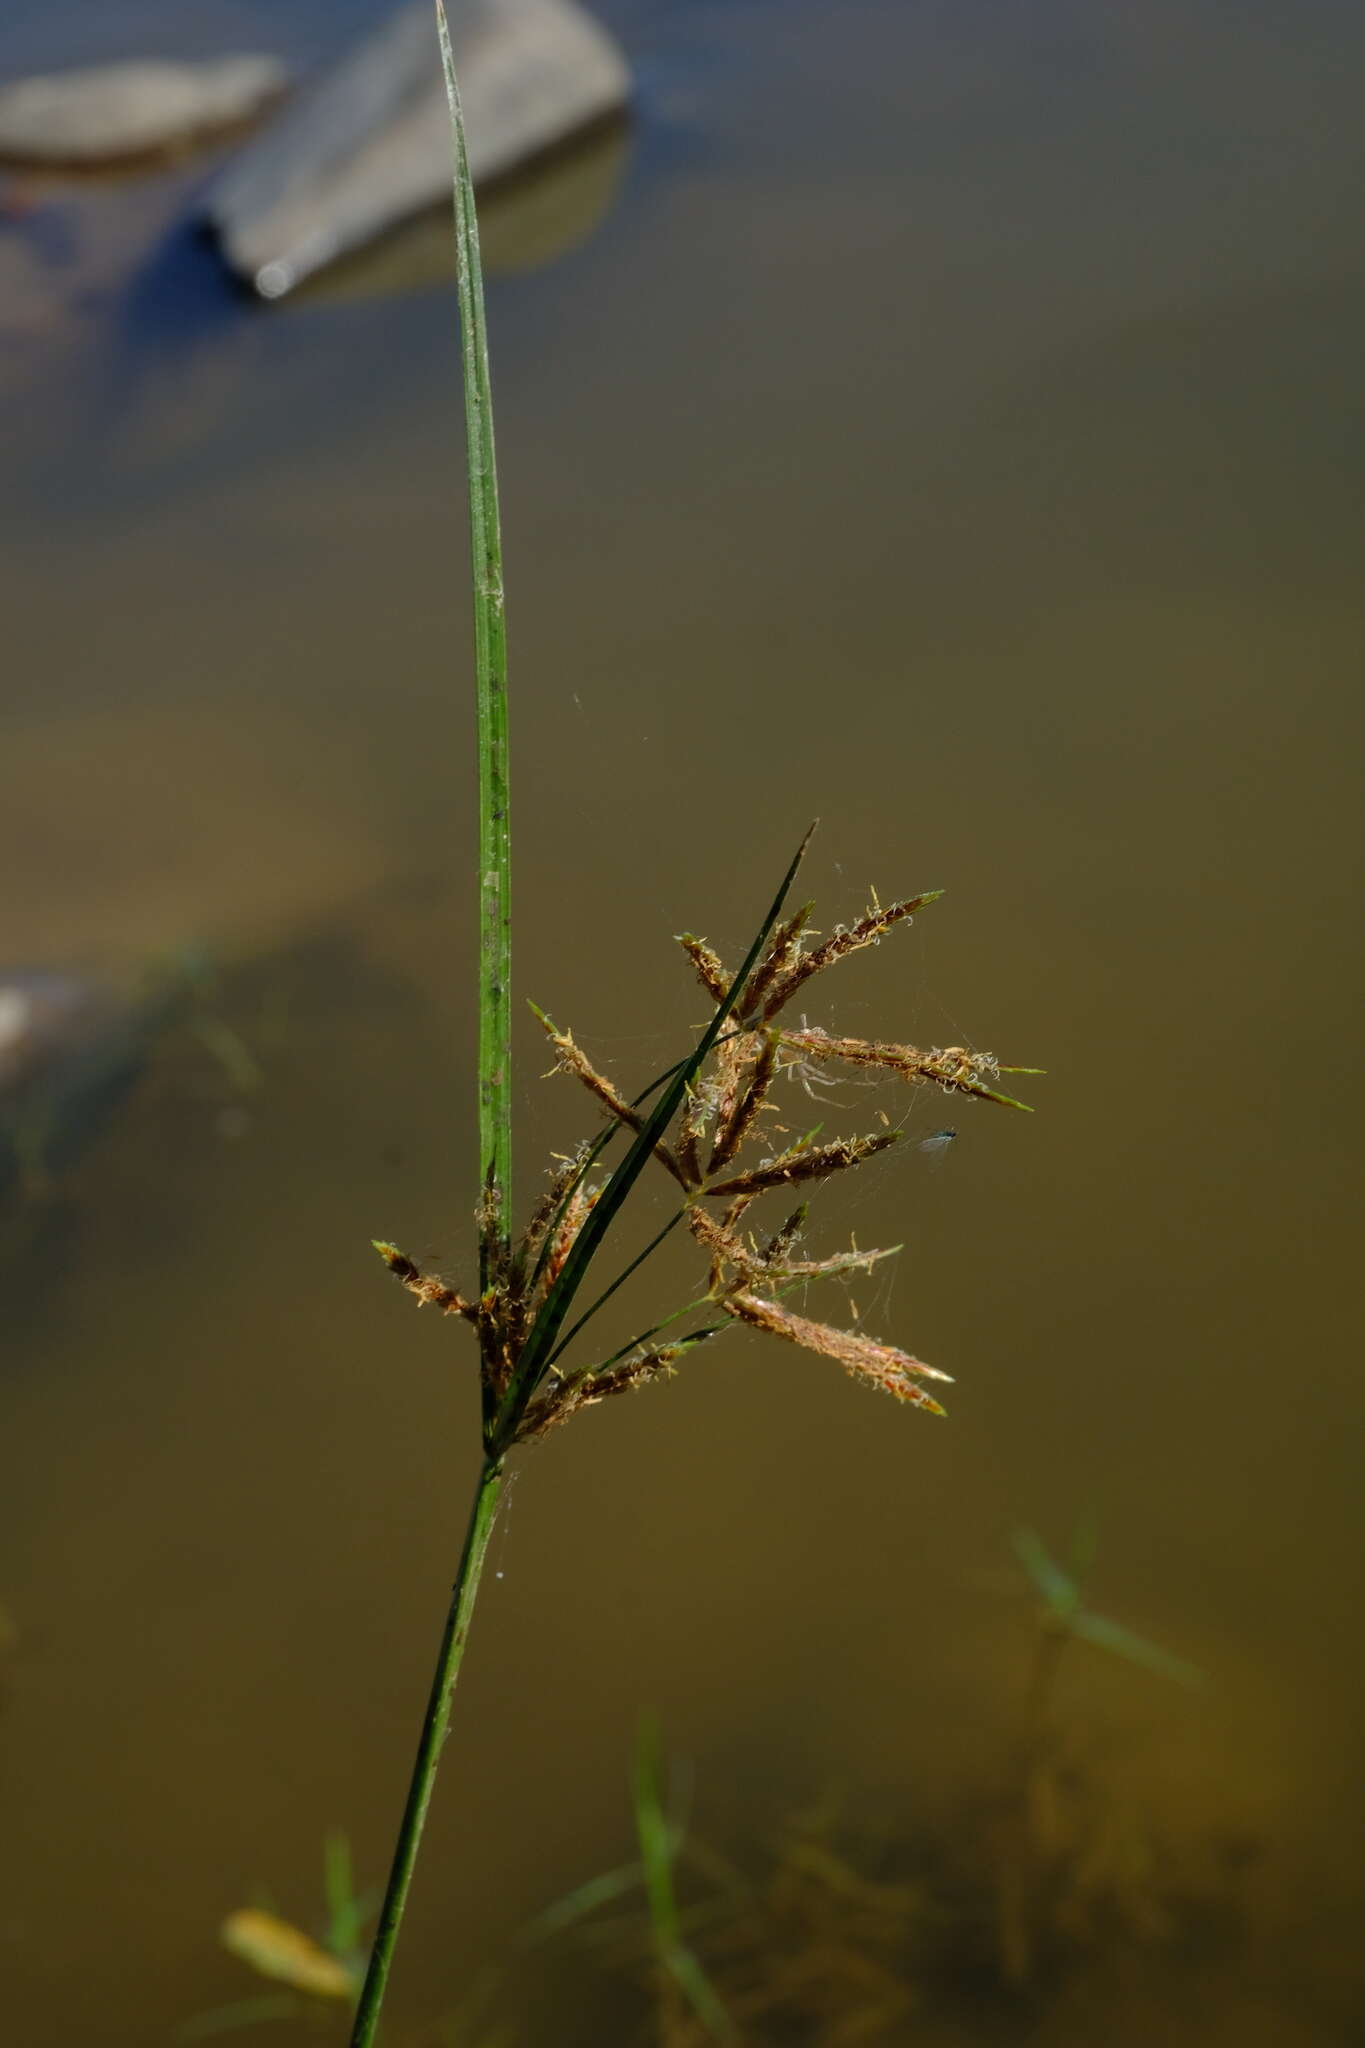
[349,13,507,2043]
[438,0,512,1291]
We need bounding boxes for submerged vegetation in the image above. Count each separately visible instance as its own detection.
[206,1531,1222,2044]
[534,1538,1219,2047]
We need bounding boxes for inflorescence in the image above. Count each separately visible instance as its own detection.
[375,887,1039,1445]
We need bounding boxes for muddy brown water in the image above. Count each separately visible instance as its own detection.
[2,2,1363,2042]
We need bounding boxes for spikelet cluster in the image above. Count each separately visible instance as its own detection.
[375,883,1038,1441]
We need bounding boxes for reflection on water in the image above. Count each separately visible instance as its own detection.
[299,119,633,303]
[2,0,1364,2042]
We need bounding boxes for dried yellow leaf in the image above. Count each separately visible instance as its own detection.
[220,1908,355,1999]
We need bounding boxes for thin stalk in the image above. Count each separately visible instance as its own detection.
[349,1458,505,2048]
[350,31,509,2042]
[436,0,512,1289]
[584,1292,719,1377]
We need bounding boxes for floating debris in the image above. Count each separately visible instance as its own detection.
[220,1908,356,1999]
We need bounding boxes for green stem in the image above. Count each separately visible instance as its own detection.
[350,25,509,2044]
[436,0,512,1289]
[349,1458,505,2048]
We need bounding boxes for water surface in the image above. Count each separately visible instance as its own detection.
[2,2,1363,2041]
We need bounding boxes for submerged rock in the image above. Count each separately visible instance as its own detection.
[203,0,629,298]
[0,57,288,168]
[0,971,146,1191]
[0,973,125,1096]
[298,116,629,300]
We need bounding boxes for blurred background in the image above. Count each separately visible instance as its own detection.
[1,1,1363,2042]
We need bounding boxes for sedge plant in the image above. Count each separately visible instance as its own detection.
[347,10,1043,2042]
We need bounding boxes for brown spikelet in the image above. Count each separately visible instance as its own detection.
[739,901,814,1019]
[709,1194,757,1287]
[707,1024,757,1144]
[725,1292,950,1413]
[372,1242,479,1323]
[763,1203,809,1264]
[476,1184,511,1292]
[540,1179,599,1294]
[676,1124,702,1189]
[516,1150,591,1279]
[705,1127,900,1198]
[686,1203,752,1274]
[687,1206,895,1286]
[760,890,942,1018]
[677,933,730,1003]
[516,1340,692,1440]
[676,1074,720,1189]
[536,1014,687,1185]
[769,1241,897,1281]
[707,1029,779,1173]
[778,1027,1006,1099]
[516,1359,647,1438]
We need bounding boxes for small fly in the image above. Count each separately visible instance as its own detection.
[917,1127,957,1159]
